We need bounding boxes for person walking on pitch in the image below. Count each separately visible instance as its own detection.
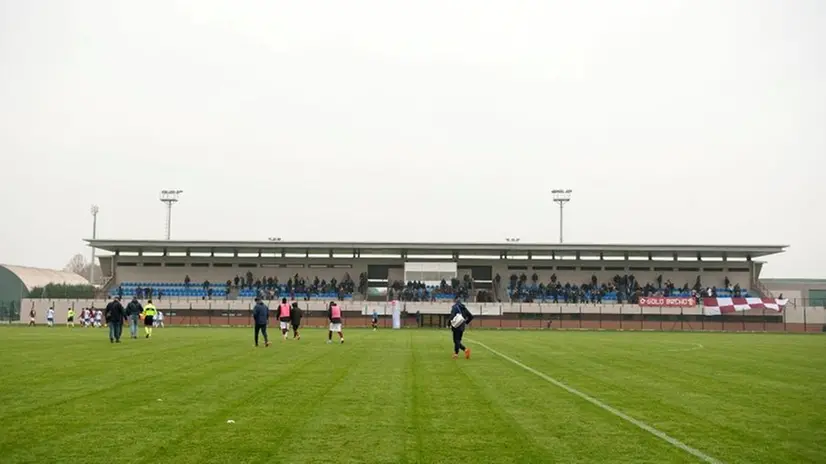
[104,296,126,343]
[371,309,378,331]
[126,297,142,339]
[252,297,271,347]
[449,298,473,359]
[327,302,344,344]
[290,301,302,340]
[142,300,157,338]
[277,298,291,340]
[67,308,75,328]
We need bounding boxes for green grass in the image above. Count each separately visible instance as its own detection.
[0,327,823,464]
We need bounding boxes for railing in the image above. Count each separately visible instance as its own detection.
[752,279,773,298]
[97,276,114,298]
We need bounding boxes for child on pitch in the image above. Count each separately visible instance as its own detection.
[46,306,55,327]
[327,301,344,344]
[449,298,473,360]
[277,298,291,341]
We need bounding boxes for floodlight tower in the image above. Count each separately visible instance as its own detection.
[90,205,99,283]
[159,190,183,240]
[551,189,572,244]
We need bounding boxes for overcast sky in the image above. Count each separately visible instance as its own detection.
[0,0,823,278]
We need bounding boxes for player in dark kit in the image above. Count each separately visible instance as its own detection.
[290,302,302,340]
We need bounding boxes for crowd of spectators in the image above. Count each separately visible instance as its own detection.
[390,275,475,302]
[203,272,358,300]
[117,286,163,301]
[507,273,746,304]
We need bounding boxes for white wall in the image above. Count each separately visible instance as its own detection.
[22,298,824,323]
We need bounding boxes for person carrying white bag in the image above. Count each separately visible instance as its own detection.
[449,298,474,360]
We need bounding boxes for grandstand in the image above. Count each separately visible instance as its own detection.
[86,239,785,303]
[18,239,824,332]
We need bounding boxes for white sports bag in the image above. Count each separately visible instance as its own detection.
[450,312,466,328]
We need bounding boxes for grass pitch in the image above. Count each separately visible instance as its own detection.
[0,327,823,464]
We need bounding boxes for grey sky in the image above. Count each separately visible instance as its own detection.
[1,0,823,278]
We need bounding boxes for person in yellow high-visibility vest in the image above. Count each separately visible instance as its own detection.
[142,300,157,338]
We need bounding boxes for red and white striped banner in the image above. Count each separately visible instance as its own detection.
[702,297,788,316]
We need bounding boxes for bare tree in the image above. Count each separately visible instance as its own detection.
[65,254,87,274]
[64,254,102,283]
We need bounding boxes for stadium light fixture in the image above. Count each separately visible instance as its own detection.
[505,237,520,243]
[90,205,99,284]
[551,189,573,244]
[268,237,282,242]
[159,190,183,240]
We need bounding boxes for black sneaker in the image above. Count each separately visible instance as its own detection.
[110,339,114,343]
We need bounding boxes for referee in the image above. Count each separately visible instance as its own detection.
[142,300,157,339]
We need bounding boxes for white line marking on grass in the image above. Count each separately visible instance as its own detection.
[469,339,722,464]
[664,343,704,353]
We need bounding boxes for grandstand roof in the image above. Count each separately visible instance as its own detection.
[0,264,90,291]
[85,239,787,260]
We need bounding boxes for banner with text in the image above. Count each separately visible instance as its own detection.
[638,296,696,307]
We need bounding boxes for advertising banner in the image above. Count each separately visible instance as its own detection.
[638,296,696,307]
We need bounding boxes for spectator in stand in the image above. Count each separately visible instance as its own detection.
[184,275,191,287]
[234,275,241,289]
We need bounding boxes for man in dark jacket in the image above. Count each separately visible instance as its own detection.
[449,298,473,359]
[105,296,126,343]
[252,297,271,347]
[290,301,302,340]
[125,298,143,339]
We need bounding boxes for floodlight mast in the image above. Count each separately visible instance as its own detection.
[90,205,99,283]
[551,189,572,244]
[159,190,183,240]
